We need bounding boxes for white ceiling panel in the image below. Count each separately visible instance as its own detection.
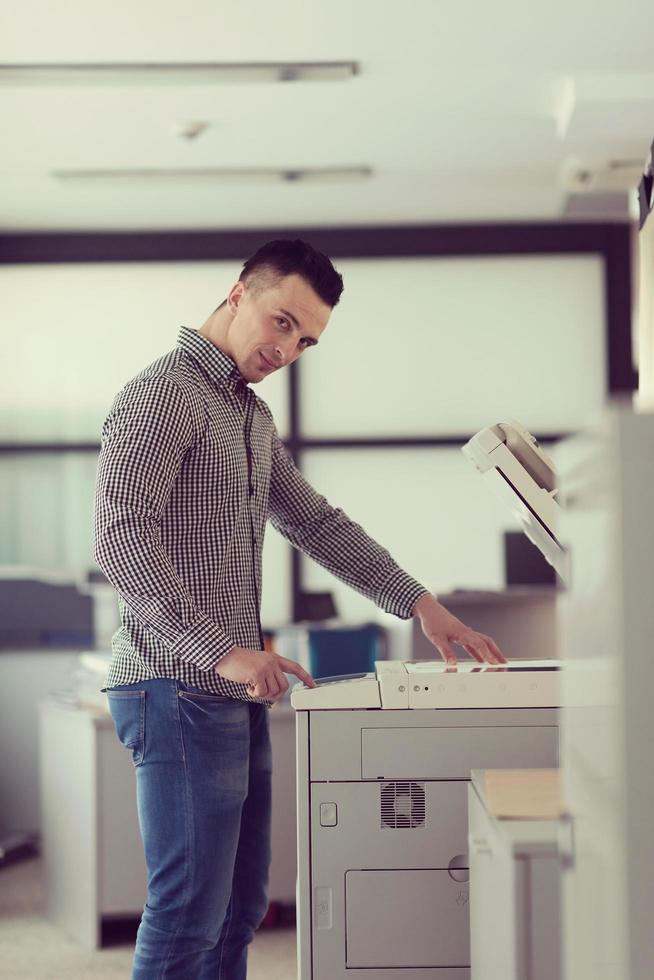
[1,1,653,230]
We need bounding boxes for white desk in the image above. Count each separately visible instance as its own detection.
[468,770,562,980]
[38,697,297,947]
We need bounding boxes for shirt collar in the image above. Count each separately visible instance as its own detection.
[176,326,246,390]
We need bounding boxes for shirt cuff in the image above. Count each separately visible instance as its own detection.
[376,568,431,619]
[170,614,235,671]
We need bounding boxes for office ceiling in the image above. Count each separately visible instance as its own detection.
[1,0,653,231]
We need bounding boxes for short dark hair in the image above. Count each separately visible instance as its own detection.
[239,238,344,308]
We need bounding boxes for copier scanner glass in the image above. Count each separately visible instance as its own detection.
[462,419,567,580]
[406,659,560,673]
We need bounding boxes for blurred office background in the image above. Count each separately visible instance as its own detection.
[0,225,623,839]
[0,0,652,975]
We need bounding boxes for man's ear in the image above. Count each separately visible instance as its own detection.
[227,280,245,316]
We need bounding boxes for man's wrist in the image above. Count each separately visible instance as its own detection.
[412,592,437,618]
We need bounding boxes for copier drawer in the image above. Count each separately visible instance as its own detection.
[361,726,557,779]
[345,869,470,968]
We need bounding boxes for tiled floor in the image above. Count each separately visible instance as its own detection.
[0,856,297,979]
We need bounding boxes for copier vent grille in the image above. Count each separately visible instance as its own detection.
[380,781,426,830]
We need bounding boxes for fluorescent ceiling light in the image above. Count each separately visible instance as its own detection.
[51,166,372,186]
[0,62,358,86]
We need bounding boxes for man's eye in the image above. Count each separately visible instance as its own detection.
[276,317,289,329]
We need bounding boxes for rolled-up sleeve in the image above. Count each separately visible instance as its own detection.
[94,376,235,669]
[267,431,429,619]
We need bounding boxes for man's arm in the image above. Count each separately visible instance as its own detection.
[268,431,428,619]
[94,375,235,670]
[268,432,506,665]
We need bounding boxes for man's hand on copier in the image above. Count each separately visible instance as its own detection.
[412,595,507,667]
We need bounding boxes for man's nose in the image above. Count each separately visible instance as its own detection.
[273,342,291,365]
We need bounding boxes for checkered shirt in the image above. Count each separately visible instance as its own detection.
[94,326,429,701]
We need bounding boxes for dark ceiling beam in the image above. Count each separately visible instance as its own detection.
[0,222,633,264]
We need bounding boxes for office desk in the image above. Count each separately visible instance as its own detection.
[468,770,562,980]
[38,698,296,947]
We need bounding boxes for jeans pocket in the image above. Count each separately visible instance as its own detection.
[106,689,146,767]
[177,685,233,703]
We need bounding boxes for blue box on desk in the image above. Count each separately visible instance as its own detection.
[306,623,385,680]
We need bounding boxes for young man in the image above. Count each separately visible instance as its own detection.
[94,238,505,979]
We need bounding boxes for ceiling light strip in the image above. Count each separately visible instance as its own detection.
[51,166,372,185]
[0,62,358,85]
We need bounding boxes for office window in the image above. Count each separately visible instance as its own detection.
[300,255,605,436]
[260,527,291,628]
[1,261,289,442]
[0,453,97,568]
[299,448,517,622]
[0,450,291,621]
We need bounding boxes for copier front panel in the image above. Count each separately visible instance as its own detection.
[297,706,559,980]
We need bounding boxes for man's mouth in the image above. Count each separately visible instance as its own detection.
[259,352,276,371]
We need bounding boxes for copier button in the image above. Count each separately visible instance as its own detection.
[320,803,338,827]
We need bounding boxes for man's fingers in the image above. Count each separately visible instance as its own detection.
[467,640,497,664]
[277,656,317,688]
[462,641,485,663]
[277,668,290,694]
[266,672,281,700]
[271,671,291,703]
[457,631,505,665]
[271,667,289,700]
[436,640,458,667]
[249,677,269,699]
[478,637,505,665]
[483,634,508,664]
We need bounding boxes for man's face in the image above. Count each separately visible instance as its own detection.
[226,273,331,383]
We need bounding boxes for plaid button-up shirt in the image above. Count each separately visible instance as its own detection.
[94,326,428,701]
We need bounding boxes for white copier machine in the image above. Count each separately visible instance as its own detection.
[291,422,565,980]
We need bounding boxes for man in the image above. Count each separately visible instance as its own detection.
[94,238,505,979]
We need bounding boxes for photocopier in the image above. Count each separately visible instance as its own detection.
[291,421,566,980]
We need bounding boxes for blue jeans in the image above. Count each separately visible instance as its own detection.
[106,678,272,979]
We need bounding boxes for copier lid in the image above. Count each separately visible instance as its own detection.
[462,420,568,581]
